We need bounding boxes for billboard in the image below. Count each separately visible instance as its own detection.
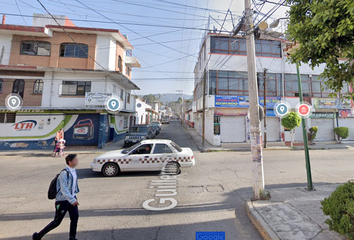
[215,95,281,108]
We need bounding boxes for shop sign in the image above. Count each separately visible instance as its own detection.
[215,95,281,108]
[85,92,116,107]
[312,98,338,109]
[310,112,335,119]
[12,120,37,131]
[214,108,247,116]
[0,109,45,113]
[339,109,354,118]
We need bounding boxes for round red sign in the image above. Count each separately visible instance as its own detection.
[298,104,310,116]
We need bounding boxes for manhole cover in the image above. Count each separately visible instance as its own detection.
[206,185,224,193]
[188,186,204,194]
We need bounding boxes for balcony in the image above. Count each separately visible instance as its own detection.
[125,56,141,68]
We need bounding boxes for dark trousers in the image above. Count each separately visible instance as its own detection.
[37,200,78,239]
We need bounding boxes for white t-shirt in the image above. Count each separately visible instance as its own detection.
[67,166,77,197]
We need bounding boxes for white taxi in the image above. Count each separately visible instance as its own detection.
[91,139,195,177]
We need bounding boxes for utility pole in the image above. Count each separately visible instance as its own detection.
[202,69,206,147]
[296,64,313,191]
[245,0,265,199]
[176,90,183,123]
[263,68,267,148]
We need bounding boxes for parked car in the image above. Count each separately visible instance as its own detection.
[162,116,170,124]
[91,139,196,177]
[150,121,162,132]
[149,124,160,136]
[123,125,154,147]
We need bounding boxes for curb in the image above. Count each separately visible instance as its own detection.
[245,201,280,240]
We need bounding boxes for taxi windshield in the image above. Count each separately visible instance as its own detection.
[130,127,148,133]
[122,143,140,154]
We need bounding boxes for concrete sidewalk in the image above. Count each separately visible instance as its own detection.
[246,185,346,240]
[186,127,354,152]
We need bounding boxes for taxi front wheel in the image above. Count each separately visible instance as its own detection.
[102,163,119,177]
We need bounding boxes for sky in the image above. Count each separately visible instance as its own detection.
[1,0,288,96]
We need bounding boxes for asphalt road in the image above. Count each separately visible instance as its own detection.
[1,120,354,240]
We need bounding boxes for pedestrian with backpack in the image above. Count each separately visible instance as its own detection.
[33,154,80,240]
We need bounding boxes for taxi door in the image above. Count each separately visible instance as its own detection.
[149,143,175,171]
[127,144,153,171]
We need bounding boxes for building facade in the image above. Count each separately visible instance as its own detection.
[0,14,141,149]
[192,33,351,146]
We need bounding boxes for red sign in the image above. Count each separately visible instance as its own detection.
[13,120,37,131]
[298,104,310,116]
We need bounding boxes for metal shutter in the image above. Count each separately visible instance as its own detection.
[338,118,354,140]
[220,116,246,143]
[311,118,335,141]
[261,117,280,141]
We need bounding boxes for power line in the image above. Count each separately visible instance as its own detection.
[0,12,230,32]
[74,0,199,58]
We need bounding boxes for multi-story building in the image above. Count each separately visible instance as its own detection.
[192,32,352,146]
[0,14,141,149]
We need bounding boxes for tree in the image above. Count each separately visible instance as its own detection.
[143,94,158,103]
[281,112,301,147]
[286,0,354,96]
[334,127,349,143]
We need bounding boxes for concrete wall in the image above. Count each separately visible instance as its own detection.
[95,35,116,71]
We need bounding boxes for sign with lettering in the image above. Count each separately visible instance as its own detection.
[12,120,37,131]
[339,109,354,118]
[310,112,335,119]
[312,98,338,109]
[215,95,281,108]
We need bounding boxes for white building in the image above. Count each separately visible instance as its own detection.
[193,33,351,146]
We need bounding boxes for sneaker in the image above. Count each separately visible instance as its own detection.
[32,232,39,240]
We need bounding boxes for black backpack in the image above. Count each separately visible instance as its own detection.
[48,169,69,200]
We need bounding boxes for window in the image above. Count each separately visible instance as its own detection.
[13,79,25,98]
[131,144,153,154]
[258,73,282,97]
[0,79,3,93]
[285,74,310,97]
[123,116,128,128]
[210,36,281,57]
[33,79,44,94]
[61,81,91,96]
[170,142,182,152]
[20,41,51,56]
[60,43,88,58]
[153,144,173,154]
[126,49,132,57]
[120,89,124,100]
[113,85,117,94]
[126,92,131,103]
[118,56,123,72]
[311,75,331,97]
[0,113,16,123]
[126,65,131,76]
[216,71,249,95]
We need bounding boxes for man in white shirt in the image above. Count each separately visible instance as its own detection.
[33,154,80,240]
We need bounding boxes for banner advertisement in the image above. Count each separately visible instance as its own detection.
[85,92,117,107]
[339,109,354,118]
[312,98,338,109]
[215,95,281,108]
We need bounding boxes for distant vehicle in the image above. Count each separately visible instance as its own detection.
[91,139,195,177]
[124,125,154,147]
[162,116,170,124]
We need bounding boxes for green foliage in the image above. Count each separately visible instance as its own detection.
[281,112,301,130]
[308,126,318,141]
[334,127,349,139]
[286,0,354,94]
[142,94,158,103]
[321,181,354,239]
